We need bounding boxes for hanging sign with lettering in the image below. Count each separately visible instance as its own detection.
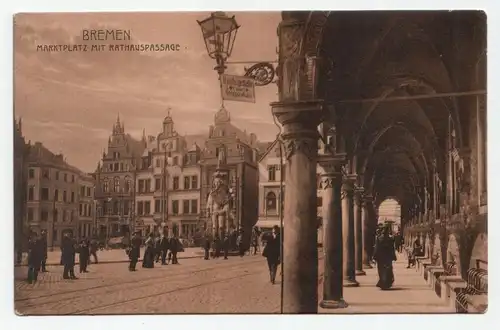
[221,74,256,103]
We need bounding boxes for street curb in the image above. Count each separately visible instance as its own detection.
[14,254,201,267]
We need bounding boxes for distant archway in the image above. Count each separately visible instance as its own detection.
[377,198,401,231]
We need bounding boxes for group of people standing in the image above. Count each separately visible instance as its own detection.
[26,231,99,283]
[126,230,183,271]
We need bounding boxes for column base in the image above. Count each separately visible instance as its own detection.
[355,270,366,276]
[363,263,373,269]
[319,299,349,309]
[343,279,359,287]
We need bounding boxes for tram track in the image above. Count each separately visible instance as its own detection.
[16,258,263,312]
[71,264,266,315]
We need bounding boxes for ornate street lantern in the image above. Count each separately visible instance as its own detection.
[197,12,239,74]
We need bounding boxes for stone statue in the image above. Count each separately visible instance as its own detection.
[206,171,231,234]
[217,147,227,167]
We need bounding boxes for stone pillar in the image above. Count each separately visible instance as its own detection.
[362,195,373,269]
[342,176,359,287]
[318,156,348,309]
[354,188,366,276]
[271,100,324,313]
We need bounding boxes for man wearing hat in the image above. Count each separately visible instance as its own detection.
[40,230,48,272]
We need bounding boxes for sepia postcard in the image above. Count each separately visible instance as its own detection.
[13,11,487,315]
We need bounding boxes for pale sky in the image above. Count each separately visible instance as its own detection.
[14,12,281,172]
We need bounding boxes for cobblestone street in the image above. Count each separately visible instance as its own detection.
[15,252,452,314]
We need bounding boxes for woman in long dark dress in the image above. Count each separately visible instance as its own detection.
[142,233,155,268]
[373,226,397,290]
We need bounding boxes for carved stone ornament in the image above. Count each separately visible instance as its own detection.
[279,21,305,101]
[320,177,334,190]
[284,137,317,161]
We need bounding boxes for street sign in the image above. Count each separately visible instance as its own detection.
[221,74,256,103]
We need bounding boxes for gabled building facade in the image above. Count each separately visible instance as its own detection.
[94,116,146,239]
[199,106,261,245]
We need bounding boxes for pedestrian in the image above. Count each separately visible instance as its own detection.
[142,233,155,268]
[78,237,90,273]
[407,237,422,268]
[27,232,42,284]
[213,234,221,259]
[128,232,142,271]
[154,234,162,263]
[203,232,211,260]
[223,233,230,260]
[160,230,169,265]
[89,237,98,264]
[237,232,245,257]
[61,233,78,280]
[251,227,260,255]
[168,236,180,264]
[262,225,281,284]
[373,225,397,290]
[39,230,48,272]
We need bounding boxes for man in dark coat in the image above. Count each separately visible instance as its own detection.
[89,237,98,264]
[203,232,211,260]
[61,233,78,279]
[128,232,142,271]
[27,232,43,284]
[168,236,180,264]
[262,225,281,284]
[78,237,90,273]
[154,234,162,263]
[223,233,230,260]
[40,230,48,272]
[213,234,221,259]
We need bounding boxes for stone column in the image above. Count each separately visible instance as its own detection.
[271,100,324,313]
[354,188,366,276]
[318,156,348,309]
[342,176,359,287]
[362,195,373,269]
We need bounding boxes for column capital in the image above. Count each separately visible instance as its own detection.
[317,154,347,173]
[271,101,326,162]
[362,194,373,204]
[342,176,355,194]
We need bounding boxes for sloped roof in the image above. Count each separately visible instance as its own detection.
[27,142,85,175]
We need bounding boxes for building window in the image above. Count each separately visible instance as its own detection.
[63,210,68,222]
[28,168,35,179]
[41,210,48,222]
[183,200,190,214]
[138,180,145,193]
[79,204,83,216]
[173,156,178,166]
[103,179,109,192]
[266,192,277,213]
[54,189,59,201]
[28,186,34,201]
[71,192,75,203]
[53,209,58,222]
[156,158,161,168]
[113,201,119,215]
[137,201,144,215]
[144,201,151,215]
[173,177,179,190]
[172,200,179,215]
[184,176,190,190]
[191,199,198,214]
[191,176,198,189]
[124,177,131,193]
[268,166,276,182]
[27,208,34,221]
[63,191,67,202]
[123,200,129,215]
[55,171,59,180]
[64,173,67,182]
[113,163,119,171]
[114,177,120,192]
[154,200,161,213]
[86,187,91,196]
[41,188,49,201]
[155,178,161,191]
[71,175,75,183]
[80,186,85,196]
